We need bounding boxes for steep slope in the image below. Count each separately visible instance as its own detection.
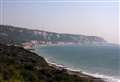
[0,44,104,82]
[0,25,106,44]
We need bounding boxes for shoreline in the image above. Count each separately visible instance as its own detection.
[44,58,105,82]
[33,44,120,82]
[44,57,120,82]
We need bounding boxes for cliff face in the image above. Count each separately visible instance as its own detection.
[0,25,106,44]
[0,44,104,82]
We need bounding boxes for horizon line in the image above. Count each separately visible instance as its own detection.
[2,0,120,3]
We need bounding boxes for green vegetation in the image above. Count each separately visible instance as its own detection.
[0,44,104,82]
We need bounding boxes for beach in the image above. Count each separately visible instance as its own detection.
[44,57,119,82]
[44,58,105,82]
[34,44,120,82]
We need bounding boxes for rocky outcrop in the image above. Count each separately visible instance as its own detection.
[0,25,106,45]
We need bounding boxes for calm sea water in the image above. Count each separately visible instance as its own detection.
[34,44,120,81]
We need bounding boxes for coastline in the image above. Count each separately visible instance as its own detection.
[33,44,120,82]
[44,58,105,82]
[44,57,120,82]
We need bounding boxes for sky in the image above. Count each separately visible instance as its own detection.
[0,0,119,44]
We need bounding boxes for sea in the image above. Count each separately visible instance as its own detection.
[34,44,120,82]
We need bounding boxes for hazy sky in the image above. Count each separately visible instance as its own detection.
[0,0,119,44]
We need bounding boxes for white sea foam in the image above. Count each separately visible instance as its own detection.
[44,58,120,82]
[82,72,120,82]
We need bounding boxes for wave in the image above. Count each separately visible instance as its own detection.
[44,58,120,82]
[82,71,120,82]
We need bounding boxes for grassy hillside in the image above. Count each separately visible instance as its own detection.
[0,44,104,82]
